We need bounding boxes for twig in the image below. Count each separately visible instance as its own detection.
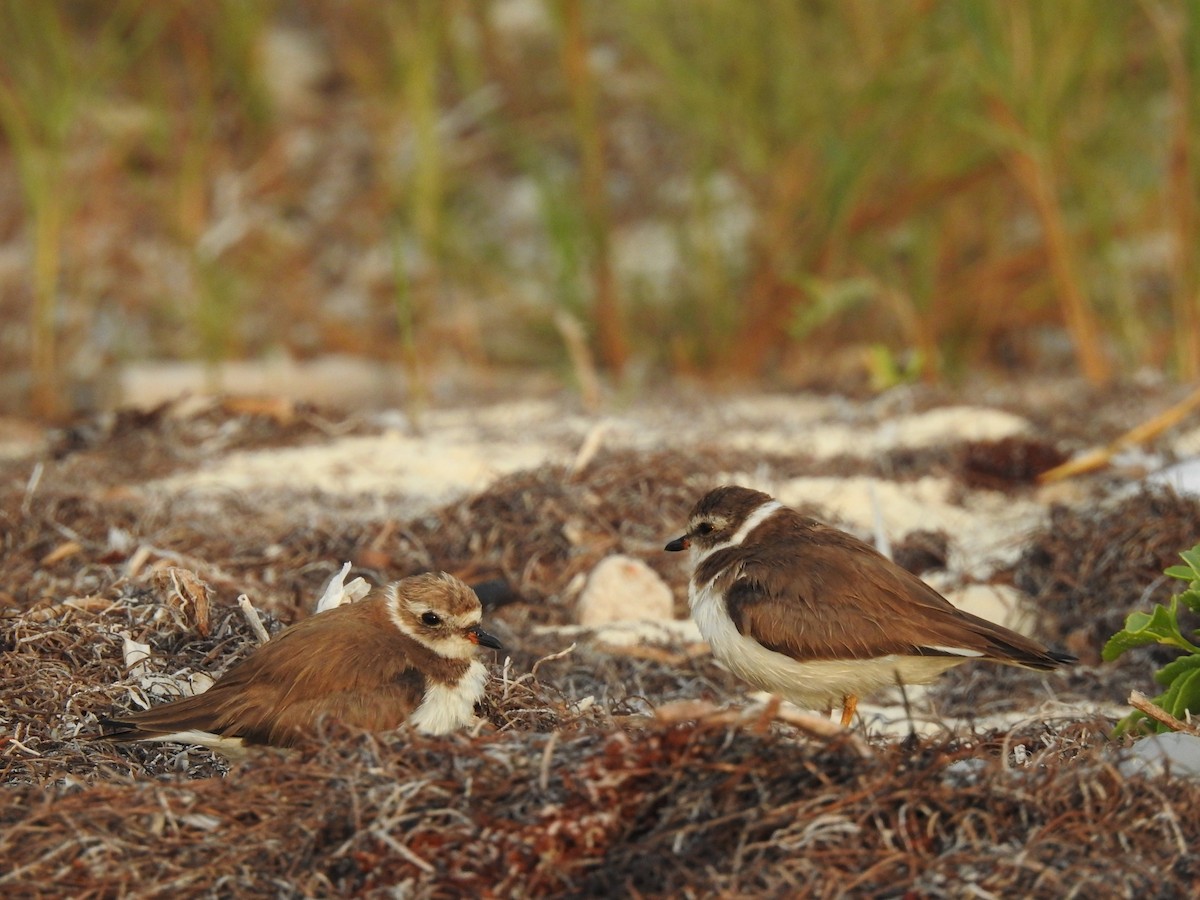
[554,310,602,411]
[124,544,153,579]
[1128,690,1200,737]
[1039,383,1200,483]
[237,595,272,645]
[530,643,577,680]
[656,699,717,724]
[538,730,560,791]
[591,642,710,665]
[371,829,435,874]
[652,699,873,756]
[3,736,41,757]
[570,420,610,475]
[20,461,43,516]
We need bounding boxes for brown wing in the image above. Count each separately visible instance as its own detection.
[705,514,1070,668]
[100,600,427,746]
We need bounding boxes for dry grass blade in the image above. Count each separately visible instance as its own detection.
[236,594,272,645]
[1039,383,1200,483]
[1128,690,1200,738]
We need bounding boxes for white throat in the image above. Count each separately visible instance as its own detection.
[409,661,488,735]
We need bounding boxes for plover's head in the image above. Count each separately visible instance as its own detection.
[664,485,779,564]
[387,572,502,660]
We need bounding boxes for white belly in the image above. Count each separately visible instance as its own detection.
[690,581,963,710]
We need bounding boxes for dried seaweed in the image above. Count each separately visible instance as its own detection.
[3,714,1196,898]
[959,436,1070,491]
[5,402,1200,897]
[1012,487,1200,666]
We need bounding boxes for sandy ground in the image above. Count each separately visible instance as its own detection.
[130,383,1165,732]
[4,372,1200,896]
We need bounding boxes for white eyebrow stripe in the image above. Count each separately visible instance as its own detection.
[728,500,782,546]
[691,500,784,568]
[384,583,413,636]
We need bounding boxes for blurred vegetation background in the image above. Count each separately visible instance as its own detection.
[0,0,1197,418]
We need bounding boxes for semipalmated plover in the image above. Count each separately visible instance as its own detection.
[666,486,1074,725]
[93,572,502,757]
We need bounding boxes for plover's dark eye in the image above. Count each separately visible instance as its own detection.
[696,522,714,536]
[421,612,442,626]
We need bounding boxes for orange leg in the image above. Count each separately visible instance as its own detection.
[840,694,858,727]
[753,695,782,734]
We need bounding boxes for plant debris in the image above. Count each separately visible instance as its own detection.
[1012,488,1200,667]
[959,436,1070,490]
[3,713,1195,897]
[4,397,1200,896]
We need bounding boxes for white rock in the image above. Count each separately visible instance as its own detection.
[576,555,675,626]
[1118,732,1200,780]
[1148,457,1200,498]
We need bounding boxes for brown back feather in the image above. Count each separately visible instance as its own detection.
[101,597,461,746]
[702,509,1069,668]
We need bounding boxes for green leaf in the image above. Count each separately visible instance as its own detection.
[1178,587,1200,616]
[1135,602,1190,644]
[1112,709,1151,738]
[1154,653,1200,688]
[1164,565,1197,582]
[1101,603,1189,661]
[1158,667,1200,722]
[1102,629,1158,662]
[1108,544,1200,734]
[1171,672,1200,724]
[1178,546,1200,573]
[1125,610,1153,631]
